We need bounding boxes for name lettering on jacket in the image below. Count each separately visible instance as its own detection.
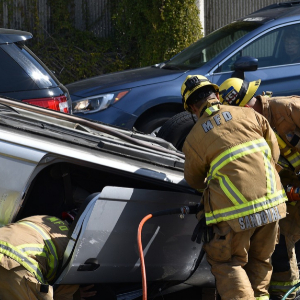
[202,111,233,133]
[238,207,282,230]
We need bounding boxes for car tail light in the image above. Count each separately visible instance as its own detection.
[22,95,69,113]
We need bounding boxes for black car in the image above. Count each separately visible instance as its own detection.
[0,28,71,113]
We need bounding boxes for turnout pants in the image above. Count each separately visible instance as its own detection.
[270,202,300,300]
[204,220,279,300]
[0,261,78,300]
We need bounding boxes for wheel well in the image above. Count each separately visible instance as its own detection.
[134,103,184,129]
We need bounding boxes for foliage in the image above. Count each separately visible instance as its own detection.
[111,0,203,67]
[0,0,202,84]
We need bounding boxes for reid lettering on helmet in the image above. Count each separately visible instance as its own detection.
[222,86,238,104]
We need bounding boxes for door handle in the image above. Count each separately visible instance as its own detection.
[78,258,100,271]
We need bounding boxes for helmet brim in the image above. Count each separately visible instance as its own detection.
[240,79,261,106]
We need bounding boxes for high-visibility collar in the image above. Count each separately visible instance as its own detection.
[205,138,287,225]
[204,105,220,116]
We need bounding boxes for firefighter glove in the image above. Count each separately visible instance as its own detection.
[191,216,214,244]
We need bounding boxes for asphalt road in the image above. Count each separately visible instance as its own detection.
[148,287,219,300]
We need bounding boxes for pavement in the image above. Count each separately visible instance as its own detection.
[160,287,219,300]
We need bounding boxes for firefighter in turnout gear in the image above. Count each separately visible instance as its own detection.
[0,215,78,300]
[182,75,287,300]
[220,77,300,300]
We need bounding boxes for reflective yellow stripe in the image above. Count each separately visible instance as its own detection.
[205,105,219,115]
[18,222,58,282]
[255,296,269,300]
[262,147,276,195]
[207,138,269,183]
[0,240,45,283]
[287,152,300,168]
[270,279,300,292]
[17,243,47,257]
[205,138,287,224]
[215,172,248,205]
[205,189,286,224]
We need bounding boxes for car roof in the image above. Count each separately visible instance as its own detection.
[238,1,300,23]
[0,28,32,44]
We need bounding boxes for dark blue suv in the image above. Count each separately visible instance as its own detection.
[67,2,300,134]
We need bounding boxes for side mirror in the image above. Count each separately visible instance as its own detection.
[231,56,258,79]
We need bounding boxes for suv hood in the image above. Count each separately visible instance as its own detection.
[66,66,185,97]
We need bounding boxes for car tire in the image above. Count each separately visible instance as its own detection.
[136,111,182,136]
[157,111,196,151]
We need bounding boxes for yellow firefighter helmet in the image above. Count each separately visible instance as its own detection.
[181,75,219,112]
[219,77,261,107]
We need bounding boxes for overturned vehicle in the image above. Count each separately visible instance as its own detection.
[0,98,214,299]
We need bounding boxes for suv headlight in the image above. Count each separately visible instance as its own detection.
[72,90,129,114]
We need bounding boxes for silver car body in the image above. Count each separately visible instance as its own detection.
[0,98,213,298]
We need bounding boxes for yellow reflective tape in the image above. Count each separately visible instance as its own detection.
[255,296,269,300]
[208,138,269,183]
[205,105,219,116]
[17,243,44,249]
[216,172,248,205]
[205,189,287,224]
[0,240,45,283]
[262,148,276,195]
[270,279,300,292]
[18,222,58,282]
[208,138,276,208]
[287,152,300,168]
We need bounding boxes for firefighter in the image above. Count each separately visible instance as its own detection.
[0,215,79,300]
[182,75,287,300]
[219,77,300,300]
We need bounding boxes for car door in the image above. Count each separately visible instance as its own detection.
[0,137,47,226]
[55,186,204,285]
[211,22,300,96]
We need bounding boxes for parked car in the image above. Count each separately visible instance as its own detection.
[0,96,215,299]
[0,28,71,113]
[68,1,300,135]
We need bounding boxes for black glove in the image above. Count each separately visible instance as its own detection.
[191,217,214,244]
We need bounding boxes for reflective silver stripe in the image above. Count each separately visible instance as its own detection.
[205,192,285,223]
[288,154,300,166]
[215,173,244,205]
[269,283,300,292]
[0,243,45,283]
[20,246,44,253]
[18,221,58,281]
[208,141,268,181]
[264,149,275,194]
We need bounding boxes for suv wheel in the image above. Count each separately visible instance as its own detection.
[157,111,196,151]
[136,111,181,136]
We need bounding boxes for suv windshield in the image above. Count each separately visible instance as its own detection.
[162,21,262,70]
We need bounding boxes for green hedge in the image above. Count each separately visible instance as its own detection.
[0,0,202,84]
[111,0,203,68]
